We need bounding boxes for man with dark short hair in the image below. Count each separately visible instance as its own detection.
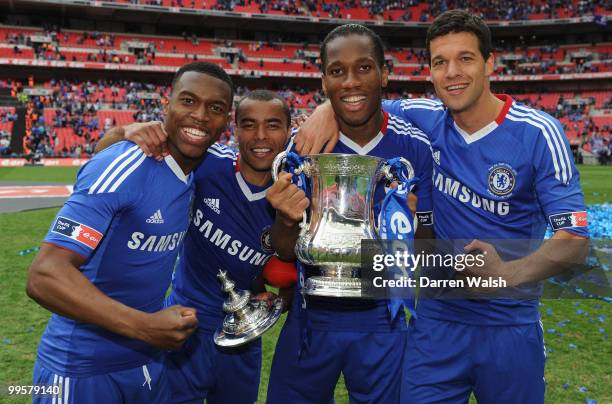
[265,24,434,403]
[27,61,233,403]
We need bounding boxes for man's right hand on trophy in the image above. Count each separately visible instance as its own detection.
[124,120,169,160]
[253,291,278,309]
[266,171,309,226]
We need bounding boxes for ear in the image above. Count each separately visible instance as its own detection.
[321,76,328,97]
[162,97,169,115]
[485,52,495,77]
[381,65,389,89]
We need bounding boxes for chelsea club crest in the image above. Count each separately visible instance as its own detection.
[260,225,274,253]
[487,163,516,197]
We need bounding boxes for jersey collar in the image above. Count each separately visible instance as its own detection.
[233,152,269,201]
[453,94,513,145]
[338,110,388,155]
[235,171,268,201]
[164,155,192,184]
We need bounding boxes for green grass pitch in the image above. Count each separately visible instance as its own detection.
[0,165,610,403]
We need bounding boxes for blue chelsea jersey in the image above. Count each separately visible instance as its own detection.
[287,111,434,332]
[170,143,275,331]
[38,141,194,376]
[383,95,588,325]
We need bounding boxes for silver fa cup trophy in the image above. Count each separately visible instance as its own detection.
[213,270,283,347]
[272,153,414,298]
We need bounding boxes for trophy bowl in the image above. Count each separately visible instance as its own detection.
[272,152,414,298]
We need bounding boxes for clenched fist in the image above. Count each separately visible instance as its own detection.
[266,172,309,226]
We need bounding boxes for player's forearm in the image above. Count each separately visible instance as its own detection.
[270,216,301,261]
[508,231,588,286]
[94,126,126,153]
[27,257,148,341]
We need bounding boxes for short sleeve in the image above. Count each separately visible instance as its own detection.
[43,150,138,258]
[532,116,588,237]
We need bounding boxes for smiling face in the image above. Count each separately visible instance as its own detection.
[235,98,289,185]
[429,31,494,115]
[164,71,232,171]
[321,34,388,132]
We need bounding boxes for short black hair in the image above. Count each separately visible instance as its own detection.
[235,89,291,128]
[320,24,385,71]
[171,61,234,100]
[426,10,492,64]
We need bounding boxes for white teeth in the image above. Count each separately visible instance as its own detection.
[183,127,207,138]
[342,95,366,103]
[447,84,467,91]
[253,148,271,153]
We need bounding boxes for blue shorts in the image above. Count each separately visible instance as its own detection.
[403,316,546,404]
[32,358,169,404]
[165,328,262,404]
[267,317,407,404]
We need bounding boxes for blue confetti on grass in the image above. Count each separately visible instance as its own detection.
[585,399,597,404]
[547,328,556,334]
[563,383,571,390]
[569,343,577,349]
[18,247,40,256]
[579,386,588,393]
[2,338,12,345]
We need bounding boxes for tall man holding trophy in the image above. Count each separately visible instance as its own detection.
[265,24,434,403]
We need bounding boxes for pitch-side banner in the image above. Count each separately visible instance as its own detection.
[0,158,89,167]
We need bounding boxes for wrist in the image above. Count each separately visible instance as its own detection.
[122,309,150,342]
[504,260,523,287]
[277,213,301,228]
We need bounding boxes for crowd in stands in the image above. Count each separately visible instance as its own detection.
[0,78,609,163]
[109,0,609,21]
[0,130,10,155]
[3,24,610,78]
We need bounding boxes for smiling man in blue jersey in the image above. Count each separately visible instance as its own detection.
[26,62,234,404]
[265,24,434,403]
[96,89,292,403]
[296,11,589,404]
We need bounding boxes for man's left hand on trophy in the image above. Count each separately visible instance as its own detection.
[266,172,310,226]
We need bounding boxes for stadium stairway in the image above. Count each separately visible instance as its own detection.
[9,106,25,154]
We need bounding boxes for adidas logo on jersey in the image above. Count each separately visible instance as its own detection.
[146,209,165,224]
[203,198,220,214]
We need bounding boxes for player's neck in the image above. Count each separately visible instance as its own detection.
[167,143,200,175]
[452,92,504,135]
[239,158,272,187]
[338,110,384,147]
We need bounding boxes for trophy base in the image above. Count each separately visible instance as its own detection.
[304,276,372,298]
[214,298,283,347]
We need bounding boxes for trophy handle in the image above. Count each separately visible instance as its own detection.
[271,151,289,182]
[270,151,309,229]
[380,157,415,185]
[373,158,416,234]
